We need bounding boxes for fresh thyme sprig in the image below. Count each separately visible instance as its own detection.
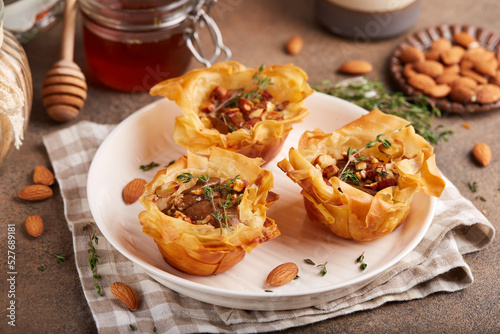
[313,77,453,144]
[338,133,392,183]
[212,64,272,115]
[176,173,240,235]
[84,222,103,296]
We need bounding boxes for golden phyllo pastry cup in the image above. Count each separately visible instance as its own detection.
[139,148,280,275]
[150,61,313,162]
[278,109,445,242]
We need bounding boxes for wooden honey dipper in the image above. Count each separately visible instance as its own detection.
[42,0,87,123]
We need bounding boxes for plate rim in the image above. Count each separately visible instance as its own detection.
[87,92,437,307]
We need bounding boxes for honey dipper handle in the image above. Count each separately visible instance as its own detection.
[60,0,77,61]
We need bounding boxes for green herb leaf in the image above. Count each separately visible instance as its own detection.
[129,324,136,331]
[38,264,46,271]
[313,77,453,144]
[52,253,66,262]
[360,262,367,271]
[304,258,315,265]
[356,252,365,263]
[468,181,478,193]
[176,173,194,183]
[140,162,159,171]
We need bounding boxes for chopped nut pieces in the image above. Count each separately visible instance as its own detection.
[266,262,299,286]
[399,31,500,104]
[472,143,492,166]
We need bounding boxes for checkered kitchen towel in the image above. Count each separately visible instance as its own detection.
[43,121,495,334]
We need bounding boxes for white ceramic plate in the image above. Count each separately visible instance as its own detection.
[87,92,436,311]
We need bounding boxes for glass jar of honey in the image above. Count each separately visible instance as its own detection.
[0,0,33,168]
[78,0,230,92]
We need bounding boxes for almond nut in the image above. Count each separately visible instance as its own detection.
[399,46,425,63]
[285,35,303,55]
[17,185,53,201]
[461,69,488,84]
[266,262,299,286]
[424,84,452,98]
[453,32,479,48]
[33,165,55,186]
[403,63,417,78]
[451,76,478,89]
[413,60,444,78]
[476,84,500,104]
[123,178,147,204]
[473,58,498,77]
[110,282,139,310]
[472,143,492,166]
[338,60,373,75]
[407,73,436,91]
[430,38,452,52]
[441,46,465,65]
[436,73,460,85]
[449,85,477,103]
[442,65,460,75]
[425,49,441,61]
[25,215,43,237]
[464,47,495,63]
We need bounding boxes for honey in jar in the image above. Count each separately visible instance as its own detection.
[79,0,198,92]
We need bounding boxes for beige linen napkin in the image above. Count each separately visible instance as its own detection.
[43,121,495,334]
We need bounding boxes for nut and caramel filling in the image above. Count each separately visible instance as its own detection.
[313,153,399,196]
[156,173,247,230]
[198,67,289,134]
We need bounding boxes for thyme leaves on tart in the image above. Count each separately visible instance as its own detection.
[200,65,289,134]
[166,173,244,233]
[338,132,392,184]
[313,77,453,144]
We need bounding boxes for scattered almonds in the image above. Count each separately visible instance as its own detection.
[123,178,147,204]
[25,215,44,237]
[110,282,139,310]
[18,184,53,201]
[266,262,299,286]
[338,60,373,75]
[472,143,492,166]
[33,165,55,186]
[285,35,303,55]
[399,31,500,105]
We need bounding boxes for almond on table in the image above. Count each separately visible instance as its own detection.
[25,215,44,237]
[338,60,373,75]
[472,143,492,166]
[18,184,53,201]
[33,165,55,186]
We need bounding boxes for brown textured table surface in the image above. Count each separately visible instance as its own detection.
[1,0,499,333]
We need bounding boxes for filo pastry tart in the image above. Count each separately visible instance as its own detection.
[278,109,445,242]
[138,148,280,275]
[150,61,313,162]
